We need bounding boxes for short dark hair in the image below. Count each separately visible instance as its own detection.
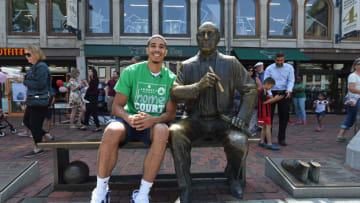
[264,77,275,85]
[147,34,167,47]
[319,92,327,98]
[275,52,285,58]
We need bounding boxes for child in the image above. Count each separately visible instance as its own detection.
[313,92,331,132]
[258,77,284,150]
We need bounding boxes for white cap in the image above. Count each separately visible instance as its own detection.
[254,62,263,67]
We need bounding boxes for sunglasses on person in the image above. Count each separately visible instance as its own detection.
[24,53,31,57]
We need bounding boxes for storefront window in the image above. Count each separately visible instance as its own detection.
[199,0,222,33]
[122,0,151,34]
[304,0,330,39]
[161,0,188,35]
[298,63,349,113]
[10,0,39,33]
[268,0,295,37]
[234,0,257,36]
[49,0,71,33]
[87,0,111,34]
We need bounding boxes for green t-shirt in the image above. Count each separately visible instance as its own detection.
[294,83,306,98]
[114,61,177,117]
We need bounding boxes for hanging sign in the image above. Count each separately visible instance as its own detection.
[341,0,360,37]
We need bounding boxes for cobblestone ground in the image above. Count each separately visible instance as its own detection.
[1,114,360,203]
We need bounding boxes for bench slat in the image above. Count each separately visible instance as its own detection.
[38,138,260,149]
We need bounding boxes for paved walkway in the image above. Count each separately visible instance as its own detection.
[1,114,360,203]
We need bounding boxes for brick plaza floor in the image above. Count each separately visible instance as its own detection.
[1,113,360,203]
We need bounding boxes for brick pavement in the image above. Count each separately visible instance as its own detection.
[1,114,360,203]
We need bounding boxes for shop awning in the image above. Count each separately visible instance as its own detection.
[233,48,310,61]
[85,45,225,57]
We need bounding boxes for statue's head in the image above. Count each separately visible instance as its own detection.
[196,22,220,56]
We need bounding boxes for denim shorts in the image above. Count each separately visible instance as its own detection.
[316,111,326,117]
[108,117,170,146]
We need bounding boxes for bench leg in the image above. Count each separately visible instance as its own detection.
[53,148,70,185]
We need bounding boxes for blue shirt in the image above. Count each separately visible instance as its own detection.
[257,72,265,85]
[264,63,295,95]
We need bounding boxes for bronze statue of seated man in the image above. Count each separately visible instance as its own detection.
[169,22,257,203]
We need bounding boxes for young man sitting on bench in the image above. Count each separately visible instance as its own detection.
[90,34,177,203]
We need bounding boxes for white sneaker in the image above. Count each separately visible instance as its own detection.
[90,188,110,203]
[131,190,149,203]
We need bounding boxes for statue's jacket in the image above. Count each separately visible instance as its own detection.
[172,51,257,124]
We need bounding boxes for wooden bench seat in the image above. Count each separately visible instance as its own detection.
[38,138,259,191]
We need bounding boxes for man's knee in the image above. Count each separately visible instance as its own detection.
[102,122,126,146]
[151,123,169,144]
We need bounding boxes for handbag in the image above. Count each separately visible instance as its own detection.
[344,94,360,107]
[26,94,50,107]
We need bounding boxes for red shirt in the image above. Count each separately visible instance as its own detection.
[107,79,117,97]
[258,88,271,119]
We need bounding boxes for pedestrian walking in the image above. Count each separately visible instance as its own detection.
[293,75,307,125]
[313,92,331,132]
[79,67,101,132]
[14,45,53,157]
[68,68,82,128]
[105,71,119,114]
[336,58,360,142]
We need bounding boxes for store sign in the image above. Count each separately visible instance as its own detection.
[342,0,360,37]
[0,48,25,56]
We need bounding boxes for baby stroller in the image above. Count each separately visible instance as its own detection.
[0,109,17,137]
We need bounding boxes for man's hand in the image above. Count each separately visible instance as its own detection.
[14,78,24,83]
[197,72,220,90]
[285,91,291,99]
[274,95,284,101]
[128,111,155,131]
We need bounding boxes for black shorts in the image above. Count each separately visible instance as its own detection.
[108,118,169,146]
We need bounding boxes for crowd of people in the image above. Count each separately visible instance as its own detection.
[2,26,360,203]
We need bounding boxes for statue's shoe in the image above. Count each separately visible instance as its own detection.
[175,188,191,203]
[281,159,310,183]
[308,161,321,183]
[229,177,244,199]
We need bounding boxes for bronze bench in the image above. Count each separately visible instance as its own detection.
[38,138,259,191]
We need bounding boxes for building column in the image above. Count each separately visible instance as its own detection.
[226,0,234,55]
[39,0,47,47]
[113,0,120,44]
[77,50,87,80]
[259,0,268,47]
[0,0,6,46]
[152,0,159,34]
[297,0,305,47]
[190,0,198,45]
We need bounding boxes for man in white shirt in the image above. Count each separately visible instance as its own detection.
[264,52,295,146]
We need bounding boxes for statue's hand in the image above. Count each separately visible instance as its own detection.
[197,72,219,90]
[220,114,252,137]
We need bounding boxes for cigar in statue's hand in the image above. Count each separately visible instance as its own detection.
[208,66,224,92]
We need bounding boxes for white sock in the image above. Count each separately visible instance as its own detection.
[96,176,110,194]
[137,179,153,197]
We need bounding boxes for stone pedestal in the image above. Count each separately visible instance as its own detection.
[265,157,360,198]
[346,131,360,170]
[0,161,40,202]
